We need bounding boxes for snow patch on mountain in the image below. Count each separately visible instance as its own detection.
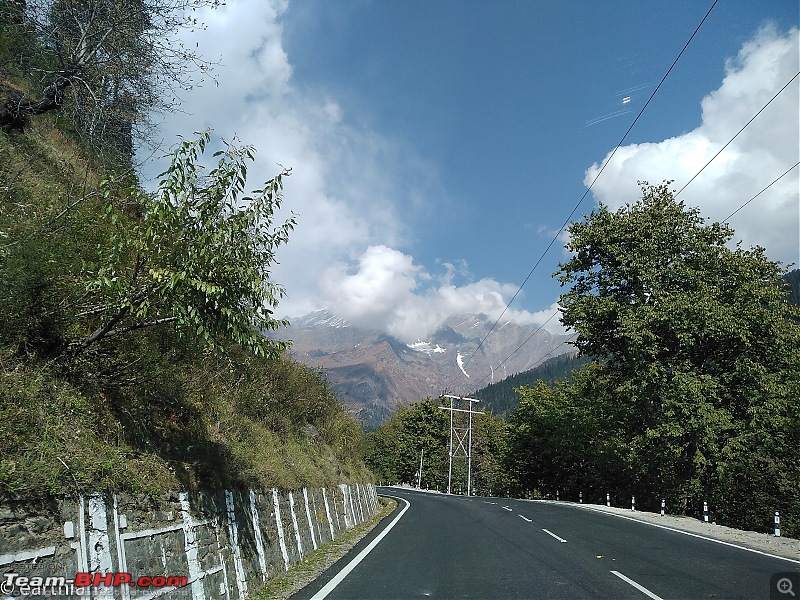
[271,309,577,428]
[292,310,351,329]
[408,341,446,355]
[457,352,470,378]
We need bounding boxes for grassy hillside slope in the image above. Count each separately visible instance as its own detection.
[0,18,369,500]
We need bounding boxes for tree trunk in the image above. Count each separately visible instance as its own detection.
[0,75,72,132]
[74,304,130,356]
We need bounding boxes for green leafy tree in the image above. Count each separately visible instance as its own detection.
[504,365,631,502]
[469,410,510,496]
[366,397,511,495]
[76,131,296,358]
[396,399,450,490]
[473,352,591,416]
[504,381,567,497]
[553,182,800,528]
[364,412,404,485]
[366,398,451,490]
[784,268,800,306]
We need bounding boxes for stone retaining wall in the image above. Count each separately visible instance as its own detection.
[0,483,378,599]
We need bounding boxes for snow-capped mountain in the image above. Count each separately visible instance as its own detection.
[270,310,575,428]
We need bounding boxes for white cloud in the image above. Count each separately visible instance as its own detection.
[141,1,434,318]
[320,245,421,332]
[584,26,799,267]
[320,246,568,342]
[526,301,568,335]
[141,1,567,339]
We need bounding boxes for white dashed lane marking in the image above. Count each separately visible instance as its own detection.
[610,571,664,600]
[542,528,568,543]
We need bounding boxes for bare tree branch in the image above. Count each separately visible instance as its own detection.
[103,316,179,338]
[1,0,221,156]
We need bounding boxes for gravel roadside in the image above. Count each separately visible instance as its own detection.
[562,501,800,562]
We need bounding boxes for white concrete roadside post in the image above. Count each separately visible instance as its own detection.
[774,511,781,537]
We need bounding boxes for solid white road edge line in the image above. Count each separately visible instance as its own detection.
[576,505,800,566]
[311,495,410,600]
[519,515,532,523]
[542,528,568,543]
[610,570,664,600]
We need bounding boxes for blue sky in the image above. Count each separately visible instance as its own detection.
[147,1,799,342]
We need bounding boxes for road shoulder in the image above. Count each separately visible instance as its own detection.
[556,501,799,562]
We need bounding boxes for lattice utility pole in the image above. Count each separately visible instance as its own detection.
[439,394,484,496]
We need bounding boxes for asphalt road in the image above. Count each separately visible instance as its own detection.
[293,487,800,600]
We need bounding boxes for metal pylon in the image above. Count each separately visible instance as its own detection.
[439,394,484,496]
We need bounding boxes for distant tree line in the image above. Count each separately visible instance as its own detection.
[784,268,800,307]
[365,397,510,496]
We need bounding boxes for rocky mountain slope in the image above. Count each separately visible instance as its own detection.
[272,311,575,427]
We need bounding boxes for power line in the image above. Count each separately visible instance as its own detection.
[445,0,719,393]
[723,161,800,222]
[477,311,558,384]
[675,71,800,198]
[459,16,799,394]
[470,329,580,394]
[473,164,799,394]
[482,73,799,383]
[474,160,799,393]
[475,161,800,389]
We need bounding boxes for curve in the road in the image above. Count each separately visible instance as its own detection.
[309,495,410,600]
[295,488,799,600]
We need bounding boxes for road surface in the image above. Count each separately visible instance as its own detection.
[293,487,799,599]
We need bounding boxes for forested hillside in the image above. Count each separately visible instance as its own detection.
[367,184,800,537]
[472,352,591,415]
[785,268,800,306]
[0,1,369,498]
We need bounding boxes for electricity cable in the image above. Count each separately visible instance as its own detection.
[723,161,799,222]
[474,161,799,395]
[675,71,799,198]
[470,329,580,394]
[443,0,719,394]
[475,149,798,394]
[457,12,798,396]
